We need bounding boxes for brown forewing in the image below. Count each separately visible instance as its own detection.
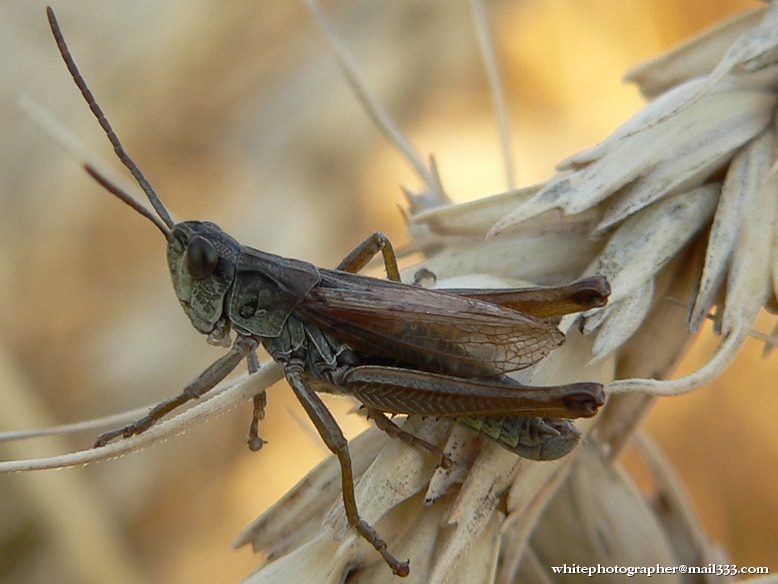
[298,269,565,378]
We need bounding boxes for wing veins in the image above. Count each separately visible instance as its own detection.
[299,273,563,376]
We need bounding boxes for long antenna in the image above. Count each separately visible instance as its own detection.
[84,164,172,237]
[46,6,175,238]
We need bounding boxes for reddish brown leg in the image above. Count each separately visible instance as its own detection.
[285,364,409,577]
[367,409,451,469]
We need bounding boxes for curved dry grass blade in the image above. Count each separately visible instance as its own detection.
[620,2,778,136]
[303,0,441,199]
[469,0,513,190]
[687,131,774,331]
[0,406,149,442]
[625,7,766,97]
[0,364,282,473]
[591,186,719,304]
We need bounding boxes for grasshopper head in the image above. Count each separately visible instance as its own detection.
[167,221,241,338]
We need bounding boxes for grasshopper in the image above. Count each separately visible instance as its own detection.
[46,7,608,576]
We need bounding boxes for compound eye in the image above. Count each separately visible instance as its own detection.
[186,235,218,279]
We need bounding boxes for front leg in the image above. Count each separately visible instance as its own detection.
[246,349,268,451]
[94,336,257,447]
[284,363,409,577]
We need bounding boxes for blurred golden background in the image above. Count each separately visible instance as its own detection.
[0,1,773,582]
